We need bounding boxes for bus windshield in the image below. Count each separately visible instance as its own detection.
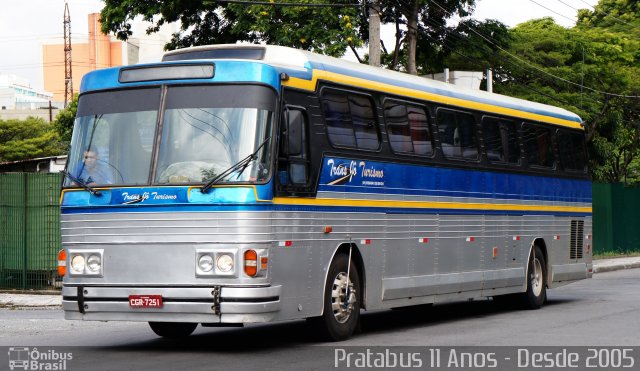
[63,85,276,187]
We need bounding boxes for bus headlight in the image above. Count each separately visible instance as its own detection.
[70,255,85,274]
[198,254,214,272]
[196,249,236,276]
[87,255,102,273]
[67,249,104,277]
[216,254,234,272]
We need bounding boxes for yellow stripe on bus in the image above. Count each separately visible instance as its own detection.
[283,70,583,130]
[273,196,592,214]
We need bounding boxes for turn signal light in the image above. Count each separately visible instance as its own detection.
[57,249,67,277]
[244,250,258,277]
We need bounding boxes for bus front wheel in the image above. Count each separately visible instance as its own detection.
[521,245,547,309]
[312,253,361,341]
[148,322,197,338]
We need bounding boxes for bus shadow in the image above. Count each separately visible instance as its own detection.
[108,297,579,352]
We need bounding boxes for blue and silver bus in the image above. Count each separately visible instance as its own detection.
[59,44,592,341]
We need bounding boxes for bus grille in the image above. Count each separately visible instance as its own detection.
[570,220,584,259]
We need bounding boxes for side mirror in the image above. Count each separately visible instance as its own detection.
[286,109,304,157]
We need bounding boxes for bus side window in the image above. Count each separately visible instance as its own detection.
[437,109,478,160]
[558,130,587,173]
[384,100,433,156]
[522,123,555,168]
[281,106,309,186]
[321,89,380,151]
[482,117,519,164]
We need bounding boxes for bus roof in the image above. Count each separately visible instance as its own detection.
[94,44,584,129]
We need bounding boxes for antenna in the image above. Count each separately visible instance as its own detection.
[64,2,73,107]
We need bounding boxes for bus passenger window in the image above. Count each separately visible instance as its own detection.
[322,92,355,148]
[482,117,519,164]
[558,131,587,172]
[437,110,478,160]
[522,123,554,168]
[384,100,433,156]
[321,90,380,150]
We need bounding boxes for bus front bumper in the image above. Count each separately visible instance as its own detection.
[62,285,281,324]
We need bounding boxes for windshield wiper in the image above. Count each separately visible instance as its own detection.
[201,137,271,194]
[61,170,101,196]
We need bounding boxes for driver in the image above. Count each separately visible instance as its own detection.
[77,149,112,185]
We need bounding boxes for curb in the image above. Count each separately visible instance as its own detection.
[593,262,640,274]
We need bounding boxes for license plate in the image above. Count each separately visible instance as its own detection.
[129,295,163,308]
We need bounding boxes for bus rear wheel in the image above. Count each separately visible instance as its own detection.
[520,245,547,309]
[313,253,361,341]
[148,322,197,338]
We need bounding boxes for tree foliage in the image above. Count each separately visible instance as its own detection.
[52,94,79,151]
[0,117,64,162]
[101,0,363,57]
[100,0,479,73]
[475,12,640,184]
[375,0,476,74]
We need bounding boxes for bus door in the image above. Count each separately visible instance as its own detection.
[278,105,311,192]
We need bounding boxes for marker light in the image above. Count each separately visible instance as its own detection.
[57,249,67,277]
[244,250,258,277]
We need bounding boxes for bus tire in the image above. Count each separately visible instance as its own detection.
[148,322,197,338]
[521,245,547,309]
[314,253,361,341]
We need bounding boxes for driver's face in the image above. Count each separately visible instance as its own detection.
[83,151,97,168]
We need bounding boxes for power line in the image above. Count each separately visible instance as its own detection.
[528,0,577,23]
[427,0,640,99]
[420,17,604,112]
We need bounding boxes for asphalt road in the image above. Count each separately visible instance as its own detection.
[1,268,639,370]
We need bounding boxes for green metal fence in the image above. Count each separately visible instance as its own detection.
[593,183,640,254]
[0,173,62,289]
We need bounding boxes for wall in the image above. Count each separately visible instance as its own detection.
[592,183,640,254]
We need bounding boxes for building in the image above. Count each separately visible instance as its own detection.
[0,74,54,110]
[42,13,140,103]
[0,155,67,173]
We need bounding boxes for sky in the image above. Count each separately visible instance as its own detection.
[0,0,598,91]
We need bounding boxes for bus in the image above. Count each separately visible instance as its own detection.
[58,44,592,341]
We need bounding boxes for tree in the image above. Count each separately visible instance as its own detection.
[100,0,480,73]
[429,18,511,74]
[377,0,475,74]
[53,94,78,151]
[100,0,363,58]
[577,0,639,34]
[0,117,64,162]
[486,16,640,184]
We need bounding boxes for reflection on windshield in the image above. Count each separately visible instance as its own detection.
[64,110,157,187]
[63,85,275,188]
[156,107,273,184]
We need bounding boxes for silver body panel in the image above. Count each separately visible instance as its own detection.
[61,208,592,323]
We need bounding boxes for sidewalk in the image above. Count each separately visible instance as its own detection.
[1,257,640,309]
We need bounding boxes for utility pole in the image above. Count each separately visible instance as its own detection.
[63,2,73,108]
[368,0,381,67]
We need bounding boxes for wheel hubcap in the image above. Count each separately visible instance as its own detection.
[331,272,356,323]
[530,258,543,297]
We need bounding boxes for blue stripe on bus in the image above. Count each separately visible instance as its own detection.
[319,157,592,203]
